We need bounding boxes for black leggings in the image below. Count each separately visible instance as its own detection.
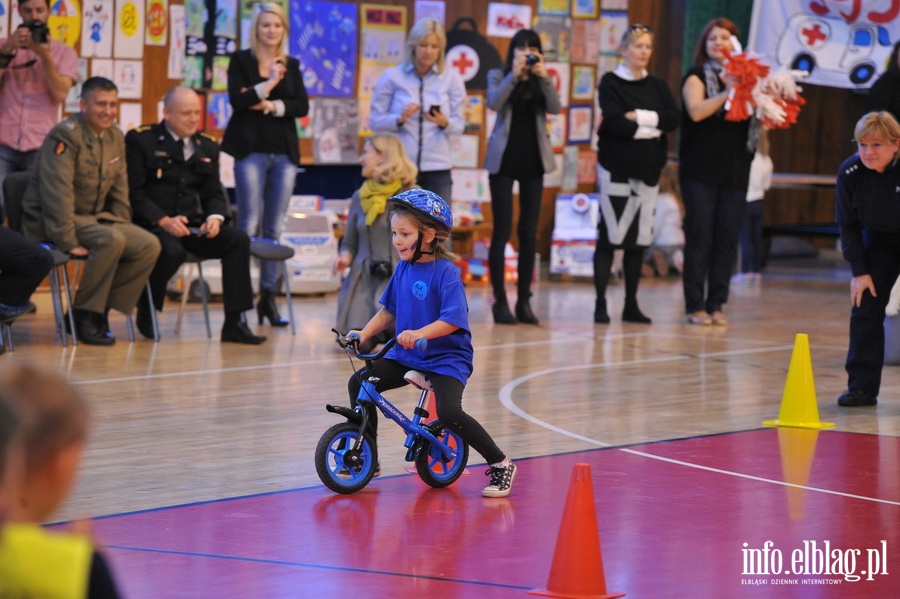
[488,174,543,298]
[593,247,644,303]
[348,358,505,465]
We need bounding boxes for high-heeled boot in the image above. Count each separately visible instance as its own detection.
[594,298,610,324]
[515,295,539,325]
[622,299,652,324]
[492,290,517,325]
[257,291,289,327]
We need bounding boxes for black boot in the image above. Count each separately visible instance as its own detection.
[492,291,517,325]
[515,295,539,325]
[222,318,267,344]
[71,309,115,345]
[257,291,289,327]
[622,300,652,324]
[594,298,610,324]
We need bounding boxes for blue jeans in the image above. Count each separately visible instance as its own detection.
[680,178,746,314]
[234,153,297,292]
[0,144,38,205]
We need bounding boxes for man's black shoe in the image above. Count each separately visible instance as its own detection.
[72,309,115,346]
[837,390,877,407]
[136,300,156,339]
[221,320,267,345]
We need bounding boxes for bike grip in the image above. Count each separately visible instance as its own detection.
[414,337,427,352]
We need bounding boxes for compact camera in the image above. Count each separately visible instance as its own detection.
[19,20,49,44]
[369,261,392,279]
[525,54,540,67]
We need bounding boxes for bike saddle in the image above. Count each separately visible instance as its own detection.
[404,370,433,391]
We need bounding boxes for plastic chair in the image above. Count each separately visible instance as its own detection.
[250,238,296,334]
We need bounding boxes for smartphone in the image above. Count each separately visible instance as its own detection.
[429,104,441,116]
[188,227,209,236]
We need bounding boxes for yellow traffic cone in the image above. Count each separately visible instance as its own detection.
[763,333,834,429]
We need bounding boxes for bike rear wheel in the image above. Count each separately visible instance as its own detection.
[414,420,468,488]
[315,422,378,494]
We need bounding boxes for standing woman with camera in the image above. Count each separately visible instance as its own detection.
[593,24,679,324]
[0,0,77,188]
[334,134,417,352]
[221,2,308,327]
[484,29,561,324]
[369,18,465,202]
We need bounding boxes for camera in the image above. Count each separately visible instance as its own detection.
[369,261,392,279]
[525,54,540,67]
[19,20,49,44]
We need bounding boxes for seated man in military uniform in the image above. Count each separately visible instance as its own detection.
[126,86,265,344]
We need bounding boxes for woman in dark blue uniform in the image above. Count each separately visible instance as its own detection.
[835,111,900,407]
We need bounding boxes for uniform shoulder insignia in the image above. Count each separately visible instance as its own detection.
[134,125,153,133]
[199,131,219,143]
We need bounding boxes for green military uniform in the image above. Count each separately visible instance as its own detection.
[22,112,160,315]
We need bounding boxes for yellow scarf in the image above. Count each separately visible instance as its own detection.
[359,179,402,226]
[0,522,93,599]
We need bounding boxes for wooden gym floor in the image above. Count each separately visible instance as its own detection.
[5,251,900,597]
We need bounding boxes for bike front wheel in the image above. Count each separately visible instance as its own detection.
[414,420,469,488]
[315,421,378,494]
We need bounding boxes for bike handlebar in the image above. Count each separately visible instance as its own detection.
[332,328,426,359]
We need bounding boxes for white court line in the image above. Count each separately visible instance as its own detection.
[498,344,900,507]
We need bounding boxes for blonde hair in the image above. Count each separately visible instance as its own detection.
[249,2,288,61]
[854,112,900,159]
[405,18,446,74]
[367,134,418,186]
[0,363,88,471]
[389,202,458,262]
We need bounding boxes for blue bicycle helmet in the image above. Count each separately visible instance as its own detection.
[388,188,453,232]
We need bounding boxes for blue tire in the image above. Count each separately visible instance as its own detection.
[414,421,469,488]
[315,422,377,494]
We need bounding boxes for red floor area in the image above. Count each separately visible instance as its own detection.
[82,429,900,598]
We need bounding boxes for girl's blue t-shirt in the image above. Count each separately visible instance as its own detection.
[380,258,474,385]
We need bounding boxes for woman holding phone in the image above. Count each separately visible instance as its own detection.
[369,17,465,202]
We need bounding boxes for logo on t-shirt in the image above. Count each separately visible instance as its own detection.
[412,280,427,300]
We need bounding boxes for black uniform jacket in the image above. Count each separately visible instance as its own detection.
[125,122,228,229]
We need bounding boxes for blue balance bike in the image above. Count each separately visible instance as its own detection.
[315,329,469,494]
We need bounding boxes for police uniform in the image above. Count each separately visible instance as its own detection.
[21,113,161,316]
[835,154,900,400]
[125,122,254,318]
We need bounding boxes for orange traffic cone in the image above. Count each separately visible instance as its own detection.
[530,463,625,599]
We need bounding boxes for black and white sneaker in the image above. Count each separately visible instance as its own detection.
[482,461,517,498]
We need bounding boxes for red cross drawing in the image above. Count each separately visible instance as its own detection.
[452,51,475,76]
[801,23,827,46]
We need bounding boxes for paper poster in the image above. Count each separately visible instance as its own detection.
[545,61,570,107]
[48,0,80,47]
[313,98,360,163]
[450,168,490,202]
[91,57,113,79]
[546,112,566,152]
[239,0,287,50]
[537,0,569,17]
[82,0,113,57]
[64,58,88,113]
[414,0,444,24]
[357,3,407,135]
[599,11,628,54]
[486,3,531,38]
[601,0,628,9]
[168,4,185,79]
[297,100,313,138]
[145,0,167,45]
[532,15,570,63]
[597,53,618,77]
[449,135,479,168]
[544,153,563,188]
[113,59,143,99]
[572,0,599,19]
[213,0,237,57]
[568,105,593,144]
[0,0,8,39]
[571,65,596,101]
[463,94,483,132]
[289,0,358,97]
[207,92,233,129]
[578,150,597,184]
[118,102,143,133]
[114,0,144,58]
[561,145,579,191]
[185,0,211,86]
[211,55,229,90]
[571,18,600,63]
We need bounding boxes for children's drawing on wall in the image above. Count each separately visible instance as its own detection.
[82,0,112,57]
[313,98,360,163]
[113,0,145,58]
[289,0,357,97]
[168,3,184,79]
[145,0,167,45]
